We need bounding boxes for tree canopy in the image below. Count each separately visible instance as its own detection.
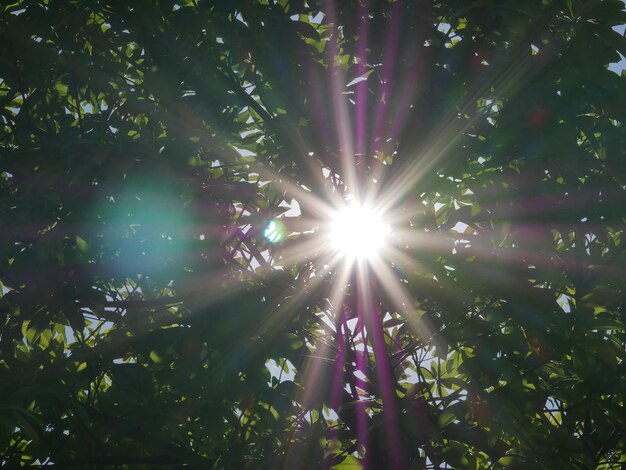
[1,0,626,468]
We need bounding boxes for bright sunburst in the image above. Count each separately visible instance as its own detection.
[328,204,390,261]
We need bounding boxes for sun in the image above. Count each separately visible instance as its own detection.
[328,204,390,261]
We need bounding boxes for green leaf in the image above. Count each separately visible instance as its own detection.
[437,411,456,429]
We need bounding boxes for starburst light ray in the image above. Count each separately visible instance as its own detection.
[295,261,352,409]
[323,2,360,199]
[268,234,336,268]
[355,260,405,469]
[354,0,370,163]
[370,0,402,158]
[367,254,441,349]
[369,36,555,213]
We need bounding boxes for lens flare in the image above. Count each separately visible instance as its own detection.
[264,220,284,243]
[329,205,389,261]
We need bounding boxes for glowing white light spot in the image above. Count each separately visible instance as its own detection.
[264,220,283,243]
[329,205,389,260]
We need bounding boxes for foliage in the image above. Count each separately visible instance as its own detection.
[1,0,625,468]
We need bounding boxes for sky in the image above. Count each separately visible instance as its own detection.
[609,21,626,75]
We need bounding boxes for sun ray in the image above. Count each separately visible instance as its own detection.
[370,0,402,159]
[354,0,370,162]
[355,261,406,469]
[372,34,555,215]
[269,236,332,268]
[324,1,360,199]
[367,255,442,352]
[295,261,352,409]
[252,250,350,345]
